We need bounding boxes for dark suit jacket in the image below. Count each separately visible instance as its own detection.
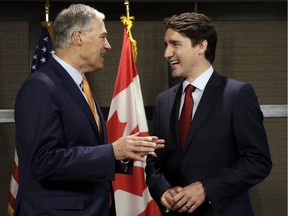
[14,57,132,216]
[145,71,272,216]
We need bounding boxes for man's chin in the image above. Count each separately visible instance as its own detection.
[90,65,103,72]
[97,63,104,70]
[171,70,182,78]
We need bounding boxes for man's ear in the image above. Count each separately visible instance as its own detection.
[198,40,208,55]
[71,30,83,46]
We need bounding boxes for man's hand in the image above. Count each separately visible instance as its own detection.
[160,186,184,210]
[112,133,165,162]
[172,181,206,213]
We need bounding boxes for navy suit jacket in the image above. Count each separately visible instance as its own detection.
[145,71,272,216]
[14,58,131,216]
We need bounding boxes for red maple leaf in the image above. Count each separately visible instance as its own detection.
[107,111,127,143]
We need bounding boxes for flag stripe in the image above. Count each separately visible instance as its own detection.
[8,191,16,211]
[10,166,19,199]
[8,151,18,216]
[12,159,19,183]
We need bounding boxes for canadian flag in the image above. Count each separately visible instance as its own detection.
[106,16,161,216]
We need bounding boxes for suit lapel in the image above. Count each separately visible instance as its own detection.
[169,84,183,153]
[48,59,101,138]
[183,71,223,153]
[169,85,181,121]
[94,96,107,143]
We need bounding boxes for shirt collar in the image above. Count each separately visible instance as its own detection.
[52,54,83,87]
[182,66,214,92]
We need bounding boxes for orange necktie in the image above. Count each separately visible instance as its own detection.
[82,76,101,131]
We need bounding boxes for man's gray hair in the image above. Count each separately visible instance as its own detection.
[53,4,105,49]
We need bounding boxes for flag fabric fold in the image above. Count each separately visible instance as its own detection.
[106,16,161,216]
[8,21,54,216]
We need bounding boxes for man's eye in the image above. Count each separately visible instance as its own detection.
[172,43,180,47]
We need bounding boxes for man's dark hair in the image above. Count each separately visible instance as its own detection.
[163,12,218,63]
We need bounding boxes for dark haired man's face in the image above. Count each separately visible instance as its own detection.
[163,28,206,82]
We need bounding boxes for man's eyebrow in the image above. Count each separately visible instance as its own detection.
[169,40,181,44]
[100,32,107,37]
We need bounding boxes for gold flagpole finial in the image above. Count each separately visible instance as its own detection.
[124,0,130,18]
[42,0,54,43]
[45,0,50,22]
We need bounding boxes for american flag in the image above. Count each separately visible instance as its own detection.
[8,21,54,216]
[31,22,54,73]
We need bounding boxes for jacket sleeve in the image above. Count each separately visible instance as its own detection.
[201,83,272,211]
[145,94,172,211]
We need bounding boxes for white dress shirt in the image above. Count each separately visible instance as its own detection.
[179,66,214,120]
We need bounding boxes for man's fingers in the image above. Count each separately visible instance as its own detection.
[147,151,157,157]
[113,135,165,161]
[155,139,165,149]
[130,140,157,151]
[161,190,175,210]
[131,135,153,141]
[187,202,198,213]
[127,152,146,162]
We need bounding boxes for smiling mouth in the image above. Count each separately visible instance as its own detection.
[170,60,180,66]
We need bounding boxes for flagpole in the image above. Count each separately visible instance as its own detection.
[42,0,54,43]
[124,0,130,18]
[194,0,198,12]
[45,0,50,22]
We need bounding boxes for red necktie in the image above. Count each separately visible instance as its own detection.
[179,85,195,149]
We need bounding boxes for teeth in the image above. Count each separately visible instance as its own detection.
[170,60,180,65]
